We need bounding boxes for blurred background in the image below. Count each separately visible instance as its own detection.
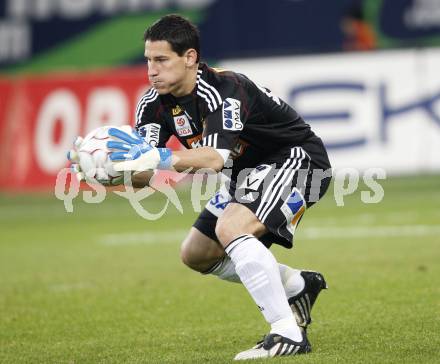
[0,0,440,190]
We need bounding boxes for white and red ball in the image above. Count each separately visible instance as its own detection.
[77,125,131,184]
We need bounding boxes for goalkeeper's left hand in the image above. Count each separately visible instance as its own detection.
[107,127,173,172]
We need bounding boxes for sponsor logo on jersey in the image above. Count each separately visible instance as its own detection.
[138,123,161,147]
[281,188,306,235]
[172,105,183,116]
[173,115,193,137]
[187,134,203,149]
[222,98,243,131]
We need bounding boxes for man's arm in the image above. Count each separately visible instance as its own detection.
[130,170,154,188]
[120,147,223,188]
[172,146,225,173]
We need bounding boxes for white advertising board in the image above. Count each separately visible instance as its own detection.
[220,48,440,174]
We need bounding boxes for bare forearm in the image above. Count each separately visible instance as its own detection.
[119,147,224,187]
[171,147,224,172]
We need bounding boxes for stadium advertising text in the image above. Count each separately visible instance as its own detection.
[221,48,440,174]
[0,67,178,190]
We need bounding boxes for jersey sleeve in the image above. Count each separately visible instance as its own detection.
[134,88,171,148]
[202,86,248,159]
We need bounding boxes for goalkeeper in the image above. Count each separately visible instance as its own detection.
[70,14,331,360]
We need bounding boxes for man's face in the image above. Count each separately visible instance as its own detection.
[144,40,189,95]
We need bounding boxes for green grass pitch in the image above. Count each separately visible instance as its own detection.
[1,175,439,363]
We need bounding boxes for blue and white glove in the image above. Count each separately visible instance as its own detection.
[107,127,173,172]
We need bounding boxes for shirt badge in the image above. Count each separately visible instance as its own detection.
[174,115,193,137]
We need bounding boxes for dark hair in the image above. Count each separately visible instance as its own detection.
[144,14,200,62]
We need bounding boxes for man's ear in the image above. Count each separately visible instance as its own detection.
[185,48,198,67]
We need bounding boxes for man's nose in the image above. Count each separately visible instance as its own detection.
[148,63,158,77]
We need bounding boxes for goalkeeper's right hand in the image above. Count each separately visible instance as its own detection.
[66,136,123,186]
[67,136,85,183]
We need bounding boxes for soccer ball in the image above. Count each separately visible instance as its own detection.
[77,125,131,184]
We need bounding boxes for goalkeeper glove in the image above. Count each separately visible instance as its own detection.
[107,127,172,172]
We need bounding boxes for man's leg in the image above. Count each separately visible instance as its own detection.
[180,225,327,328]
[214,203,310,359]
[184,184,308,294]
[180,227,225,273]
[181,227,306,290]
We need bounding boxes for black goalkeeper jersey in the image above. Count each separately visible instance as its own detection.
[135,63,327,179]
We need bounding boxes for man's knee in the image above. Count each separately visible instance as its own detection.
[179,242,197,269]
[180,228,225,272]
